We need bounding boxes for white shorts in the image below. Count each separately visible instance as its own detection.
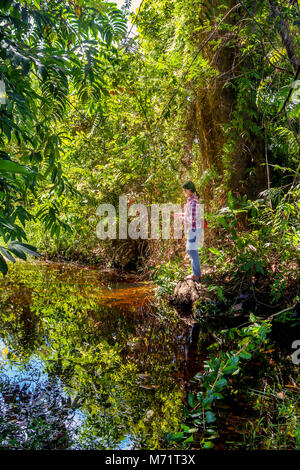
[186,228,202,251]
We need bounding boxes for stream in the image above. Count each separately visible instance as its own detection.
[0,261,298,450]
[0,260,202,450]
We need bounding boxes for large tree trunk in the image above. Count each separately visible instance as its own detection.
[183,0,267,207]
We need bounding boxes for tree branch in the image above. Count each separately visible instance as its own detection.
[268,0,300,73]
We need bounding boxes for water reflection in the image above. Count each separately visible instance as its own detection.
[0,261,197,450]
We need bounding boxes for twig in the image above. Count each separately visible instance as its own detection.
[267,303,297,319]
[237,303,297,328]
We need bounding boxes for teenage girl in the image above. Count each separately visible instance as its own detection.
[179,181,202,282]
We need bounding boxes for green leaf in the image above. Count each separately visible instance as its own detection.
[203,441,214,449]
[228,190,235,209]
[209,247,222,256]
[0,246,16,263]
[7,246,27,261]
[183,435,194,443]
[205,411,217,424]
[11,242,40,257]
[0,253,8,275]
[215,377,228,387]
[223,365,237,375]
[169,432,184,442]
[249,313,257,323]
[239,351,252,360]
[0,159,31,175]
[187,392,196,408]
[182,406,189,418]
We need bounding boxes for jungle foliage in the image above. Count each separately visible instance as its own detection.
[0,0,126,272]
[1,0,299,274]
[0,0,299,451]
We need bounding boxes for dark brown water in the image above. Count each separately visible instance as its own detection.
[0,261,202,450]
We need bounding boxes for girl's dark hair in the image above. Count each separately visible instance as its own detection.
[182,180,200,198]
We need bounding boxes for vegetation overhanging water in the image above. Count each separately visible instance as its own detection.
[0,261,299,450]
[0,260,197,450]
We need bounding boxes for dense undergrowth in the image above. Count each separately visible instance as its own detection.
[0,0,299,451]
[153,249,300,449]
[150,184,299,449]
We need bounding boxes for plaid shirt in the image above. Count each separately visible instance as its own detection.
[184,194,201,232]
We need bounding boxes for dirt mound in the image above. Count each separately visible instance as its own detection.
[169,279,212,313]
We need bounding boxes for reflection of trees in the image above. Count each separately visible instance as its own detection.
[0,262,187,449]
[0,373,74,450]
